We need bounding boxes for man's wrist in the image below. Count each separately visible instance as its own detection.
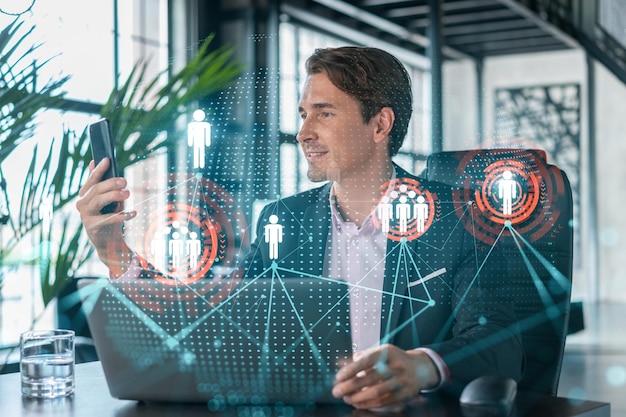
[97,240,134,278]
[413,347,450,392]
[109,252,140,280]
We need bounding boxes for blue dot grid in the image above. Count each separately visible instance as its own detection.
[78,73,573,410]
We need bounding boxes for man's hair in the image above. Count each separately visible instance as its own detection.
[305,46,413,156]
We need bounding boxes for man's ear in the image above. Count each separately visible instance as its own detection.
[373,107,395,144]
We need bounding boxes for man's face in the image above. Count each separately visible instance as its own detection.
[297,73,381,183]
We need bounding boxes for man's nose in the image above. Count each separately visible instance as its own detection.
[296,119,315,143]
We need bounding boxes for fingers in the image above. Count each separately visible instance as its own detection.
[79,158,109,197]
[333,345,423,410]
[335,346,385,383]
[334,366,408,410]
[343,378,408,410]
[76,159,136,246]
[77,165,129,217]
[75,158,138,274]
[88,209,136,228]
[77,184,129,217]
[333,346,390,399]
[334,367,382,394]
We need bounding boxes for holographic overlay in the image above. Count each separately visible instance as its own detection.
[81,275,351,405]
[448,149,570,245]
[372,177,440,241]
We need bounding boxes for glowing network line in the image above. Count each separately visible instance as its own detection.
[101,265,346,377]
[90,151,571,399]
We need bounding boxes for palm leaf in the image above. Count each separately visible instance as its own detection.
[15,128,92,304]
[13,144,54,240]
[1,27,242,303]
[0,19,69,162]
[40,217,93,306]
[2,32,243,304]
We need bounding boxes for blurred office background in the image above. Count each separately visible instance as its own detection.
[0,0,625,414]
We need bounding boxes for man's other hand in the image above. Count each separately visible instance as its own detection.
[332,344,440,410]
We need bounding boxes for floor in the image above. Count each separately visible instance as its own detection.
[558,302,626,416]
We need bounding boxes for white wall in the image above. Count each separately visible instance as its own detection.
[594,62,626,301]
[485,50,590,303]
[442,49,626,302]
[443,59,478,150]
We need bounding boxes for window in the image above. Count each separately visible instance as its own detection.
[1,0,432,355]
[0,0,168,349]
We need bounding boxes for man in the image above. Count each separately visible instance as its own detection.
[77,46,523,409]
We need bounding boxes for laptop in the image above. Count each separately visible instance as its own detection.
[77,277,352,405]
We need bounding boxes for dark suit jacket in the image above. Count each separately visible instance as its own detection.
[241,165,524,393]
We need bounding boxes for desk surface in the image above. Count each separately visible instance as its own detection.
[0,361,610,417]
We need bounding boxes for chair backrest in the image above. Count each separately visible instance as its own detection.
[423,148,573,396]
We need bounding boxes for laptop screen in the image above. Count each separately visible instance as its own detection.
[78,277,352,404]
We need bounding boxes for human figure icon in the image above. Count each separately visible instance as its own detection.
[76,46,526,409]
[377,196,394,234]
[395,194,411,234]
[498,170,517,216]
[150,227,169,271]
[186,231,202,270]
[169,231,184,270]
[414,195,429,233]
[187,109,211,169]
[264,214,283,260]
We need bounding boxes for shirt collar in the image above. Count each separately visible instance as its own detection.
[328,166,397,233]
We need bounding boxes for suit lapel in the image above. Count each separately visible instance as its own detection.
[297,184,332,278]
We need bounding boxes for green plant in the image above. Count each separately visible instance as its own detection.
[0,20,69,164]
[0,19,243,307]
[0,19,69,288]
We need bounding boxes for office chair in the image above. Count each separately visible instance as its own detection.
[423,148,574,396]
[57,277,99,364]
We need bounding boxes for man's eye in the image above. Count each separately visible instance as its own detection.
[299,113,307,120]
[319,112,332,118]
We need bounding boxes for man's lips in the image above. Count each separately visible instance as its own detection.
[304,149,329,160]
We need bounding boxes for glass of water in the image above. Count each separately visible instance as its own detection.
[20,329,75,398]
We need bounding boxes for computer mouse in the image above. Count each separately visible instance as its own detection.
[459,375,517,417]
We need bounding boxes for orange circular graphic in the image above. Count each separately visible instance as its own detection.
[372,177,438,241]
[121,174,249,315]
[134,174,248,283]
[449,150,567,244]
[143,202,220,284]
[474,160,540,225]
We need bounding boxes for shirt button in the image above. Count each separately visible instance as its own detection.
[352,343,358,352]
[352,239,359,247]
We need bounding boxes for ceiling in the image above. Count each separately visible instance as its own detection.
[299,0,578,60]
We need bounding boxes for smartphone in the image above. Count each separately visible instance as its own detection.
[88,118,119,214]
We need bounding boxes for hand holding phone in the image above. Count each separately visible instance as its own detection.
[88,118,119,214]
